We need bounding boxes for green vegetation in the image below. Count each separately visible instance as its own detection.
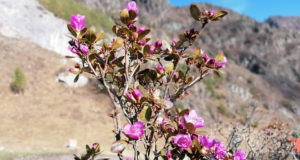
[217,104,227,115]
[10,67,26,93]
[38,0,114,32]
[251,121,259,128]
[240,104,247,119]
[292,131,300,138]
[204,78,218,98]
[247,76,254,84]
[177,64,188,73]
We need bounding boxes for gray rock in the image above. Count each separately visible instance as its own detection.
[0,0,71,57]
[56,73,88,88]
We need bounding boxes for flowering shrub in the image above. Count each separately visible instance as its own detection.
[66,1,245,160]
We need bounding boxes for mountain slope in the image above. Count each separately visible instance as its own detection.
[73,0,300,126]
[77,0,300,115]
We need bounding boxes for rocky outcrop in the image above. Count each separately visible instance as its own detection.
[0,0,70,56]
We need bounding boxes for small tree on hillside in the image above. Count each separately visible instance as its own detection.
[10,66,26,93]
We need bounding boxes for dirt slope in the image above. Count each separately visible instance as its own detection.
[0,35,119,157]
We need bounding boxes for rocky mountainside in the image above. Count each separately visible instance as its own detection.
[76,0,300,116]
[266,16,300,33]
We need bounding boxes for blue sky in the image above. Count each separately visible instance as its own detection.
[169,0,300,22]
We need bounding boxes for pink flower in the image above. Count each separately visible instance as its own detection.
[80,43,89,55]
[173,134,192,150]
[215,142,227,159]
[70,14,85,31]
[167,151,172,159]
[126,1,139,14]
[157,65,163,72]
[126,158,132,160]
[155,40,162,49]
[132,89,141,100]
[165,97,170,101]
[232,150,246,160]
[184,110,204,128]
[123,121,144,140]
[137,26,146,34]
[208,9,215,16]
[198,136,216,149]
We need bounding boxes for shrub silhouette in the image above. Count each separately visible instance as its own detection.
[10,66,26,93]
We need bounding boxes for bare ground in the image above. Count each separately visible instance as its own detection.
[0,35,124,159]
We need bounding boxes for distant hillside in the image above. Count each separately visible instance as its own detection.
[266,16,300,33]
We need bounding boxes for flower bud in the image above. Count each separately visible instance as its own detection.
[167,151,172,159]
[125,92,134,101]
[204,54,209,62]
[68,68,79,74]
[172,39,178,46]
[184,90,191,95]
[132,89,141,100]
[200,49,204,56]
[68,46,79,54]
[155,40,162,49]
[137,26,146,34]
[128,24,136,31]
[202,10,208,16]
[149,45,155,54]
[208,9,215,16]
[80,43,89,55]
[157,65,163,73]
[92,142,100,152]
[68,68,75,73]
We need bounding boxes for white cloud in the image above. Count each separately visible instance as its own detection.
[218,0,249,13]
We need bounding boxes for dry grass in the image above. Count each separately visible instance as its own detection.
[0,35,120,158]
